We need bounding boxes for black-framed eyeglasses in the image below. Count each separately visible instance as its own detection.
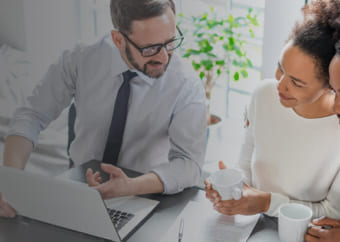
[120,26,184,57]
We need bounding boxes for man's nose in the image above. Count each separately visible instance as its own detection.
[153,46,169,64]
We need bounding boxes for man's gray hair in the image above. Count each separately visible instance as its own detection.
[110,0,176,34]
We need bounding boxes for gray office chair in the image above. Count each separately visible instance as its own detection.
[67,103,76,167]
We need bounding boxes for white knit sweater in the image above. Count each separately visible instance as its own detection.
[239,79,340,219]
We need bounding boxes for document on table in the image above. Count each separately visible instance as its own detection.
[161,200,260,242]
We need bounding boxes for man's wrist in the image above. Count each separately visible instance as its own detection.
[129,172,164,195]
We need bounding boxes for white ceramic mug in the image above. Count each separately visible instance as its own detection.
[209,168,244,201]
[279,203,312,242]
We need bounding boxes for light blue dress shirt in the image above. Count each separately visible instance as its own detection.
[8,35,207,194]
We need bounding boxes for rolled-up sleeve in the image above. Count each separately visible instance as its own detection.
[151,80,207,194]
[7,46,79,147]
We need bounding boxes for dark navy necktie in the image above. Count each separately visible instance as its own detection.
[102,70,137,165]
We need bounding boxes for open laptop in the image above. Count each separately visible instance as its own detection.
[0,163,159,241]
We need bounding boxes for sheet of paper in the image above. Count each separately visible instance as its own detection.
[161,200,260,242]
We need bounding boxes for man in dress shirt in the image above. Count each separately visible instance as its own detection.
[0,0,206,217]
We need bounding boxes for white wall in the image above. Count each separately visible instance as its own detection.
[261,0,305,79]
[0,0,81,79]
[0,0,26,50]
[23,0,81,78]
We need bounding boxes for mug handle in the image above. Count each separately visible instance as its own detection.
[232,187,242,200]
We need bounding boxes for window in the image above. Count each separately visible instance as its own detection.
[178,1,265,174]
[78,0,111,44]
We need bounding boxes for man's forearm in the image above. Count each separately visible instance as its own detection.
[130,172,164,195]
[3,135,33,169]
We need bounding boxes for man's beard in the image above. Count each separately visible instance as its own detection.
[125,45,171,78]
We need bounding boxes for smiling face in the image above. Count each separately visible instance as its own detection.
[329,55,340,123]
[112,7,176,78]
[275,41,329,112]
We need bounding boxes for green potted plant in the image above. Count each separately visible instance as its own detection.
[179,7,259,125]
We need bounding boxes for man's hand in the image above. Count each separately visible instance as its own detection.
[0,192,16,218]
[305,217,340,242]
[86,163,134,199]
[205,160,270,216]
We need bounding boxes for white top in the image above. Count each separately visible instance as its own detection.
[7,35,207,194]
[239,79,340,219]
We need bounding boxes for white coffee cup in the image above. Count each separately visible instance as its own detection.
[279,203,312,242]
[209,168,244,201]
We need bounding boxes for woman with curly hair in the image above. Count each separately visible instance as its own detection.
[205,0,340,221]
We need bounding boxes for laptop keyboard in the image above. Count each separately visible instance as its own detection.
[107,208,135,231]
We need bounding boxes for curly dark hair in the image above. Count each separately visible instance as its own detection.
[303,0,340,34]
[287,0,340,85]
[336,40,340,55]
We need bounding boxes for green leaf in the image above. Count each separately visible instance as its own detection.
[232,59,245,67]
[223,43,232,51]
[246,58,253,67]
[200,13,208,21]
[249,28,255,38]
[247,12,259,26]
[182,53,191,58]
[187,49,201,55]
[236,49,243,57]
[200,59,214,70]
[240,69,248,78]
[198,39,213,53]
[215,60,225,66]
[192,61,201,71]
[228,37,235,46]
[199,71,205,80]
[207,20,219,28]
[233,71,240,81]
[228,15,234,22]
[206,52,217,58]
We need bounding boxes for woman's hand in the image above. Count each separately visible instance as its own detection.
[305,217,340,242]
[204,161,225,204]
[213,183,271,216]
[205,161,271,216]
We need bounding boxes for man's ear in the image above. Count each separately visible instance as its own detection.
[111,30,125,50]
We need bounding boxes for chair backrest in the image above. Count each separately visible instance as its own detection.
[67,102,76,156]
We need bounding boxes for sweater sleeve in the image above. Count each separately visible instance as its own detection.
[266,168,340,219]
